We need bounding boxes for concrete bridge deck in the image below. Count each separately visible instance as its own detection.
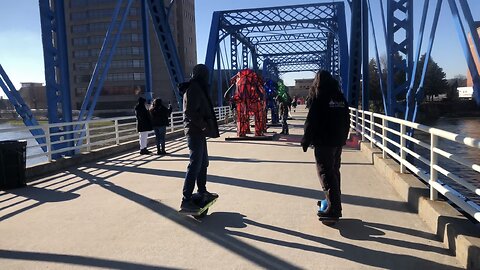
[0,109,463,269]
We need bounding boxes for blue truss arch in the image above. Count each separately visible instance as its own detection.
[205,2,349,105]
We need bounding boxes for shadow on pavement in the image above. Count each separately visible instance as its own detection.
[0,249,181,270]
[197,212,460,270]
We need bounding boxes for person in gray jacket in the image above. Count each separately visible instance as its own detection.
[179,64,220,212]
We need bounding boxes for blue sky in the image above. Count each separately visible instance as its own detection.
[0,0,479,99]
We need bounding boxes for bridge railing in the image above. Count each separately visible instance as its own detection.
[350,108,480,223]
[0,106,232,167]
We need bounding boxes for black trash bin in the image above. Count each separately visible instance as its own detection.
[0,140,27,190]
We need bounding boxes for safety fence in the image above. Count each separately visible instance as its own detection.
[349,108,480,223]
[0,106,232,166]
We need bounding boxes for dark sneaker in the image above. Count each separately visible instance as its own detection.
[180,198,201,212]
[140,148,149,155]
[317,210,342,219]
[200,191,219,202]
[161,151,169,155]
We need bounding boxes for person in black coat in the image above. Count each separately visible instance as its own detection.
[149,98,172,155]
[179,64,220,212]
[135,97,153,155]
[301,70,350,220]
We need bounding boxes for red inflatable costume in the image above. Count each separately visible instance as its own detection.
[230,69,267,137]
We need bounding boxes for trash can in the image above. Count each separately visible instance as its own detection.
[0,140,27,190]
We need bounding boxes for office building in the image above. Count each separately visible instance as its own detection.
[290,78,313,99]
[65,0,197,115]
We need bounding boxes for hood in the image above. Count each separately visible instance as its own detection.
[191,64,209,85]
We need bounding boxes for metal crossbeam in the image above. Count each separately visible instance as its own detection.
[256,40,328,55]
[250,32,328,44]
[0,65,46,150]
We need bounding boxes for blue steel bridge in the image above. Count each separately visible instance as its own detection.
[0,0,479,269]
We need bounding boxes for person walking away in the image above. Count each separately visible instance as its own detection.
[179,64,220,212]
[135,97,153,155]
[292,96,298,112]
[149,98,172,155]
[301,70,350,221]
[280,100,289,135]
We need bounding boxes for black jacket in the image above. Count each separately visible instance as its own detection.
[302,90,350,147]
[182,64,219,138]
[150,104,172,127]
[135,103,152,132]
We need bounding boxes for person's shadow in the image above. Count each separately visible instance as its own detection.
[195,213,459,270]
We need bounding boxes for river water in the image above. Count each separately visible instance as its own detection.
[414,117,480,206]
[0,122,48,167]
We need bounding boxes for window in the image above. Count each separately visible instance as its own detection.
[76,75,91,83]
[74,50,90,58]
[75,62,91,70]
[73,37,89,46]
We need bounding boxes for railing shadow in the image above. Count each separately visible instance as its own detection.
[0,249,180,270]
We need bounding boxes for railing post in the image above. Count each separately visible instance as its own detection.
[361,109,365,141]
[355,108,359,132]
[370,113,374,148]
[115,120,120,145]
[170,112,174,132]
[430,134,439,200]
[382,118,386,159]
[86,122,91,152]
[45,127,52,162]
[400,123,406,173]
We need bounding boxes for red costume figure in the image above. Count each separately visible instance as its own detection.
[229,69,267,137]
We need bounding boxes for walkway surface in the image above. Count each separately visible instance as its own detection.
[0,108,462,269]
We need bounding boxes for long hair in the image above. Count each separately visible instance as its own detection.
[152,98,163,108]
[309,70,340,100]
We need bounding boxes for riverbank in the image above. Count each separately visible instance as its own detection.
[418,100,480,123]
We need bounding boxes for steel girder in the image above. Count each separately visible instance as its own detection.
[146,0,185,108]
[346,0,362,108]
[386,0,414,117]
[205,2,349,106]
[262,58,279,81]
[39,0,73,156]
[0,65,46,150]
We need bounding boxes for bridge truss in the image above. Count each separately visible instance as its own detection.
[204,2,349,106]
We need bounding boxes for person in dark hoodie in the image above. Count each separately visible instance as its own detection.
[135,97,153,155]
[179,64,220,212]
[301,70,350,221]
[149,98,172,155]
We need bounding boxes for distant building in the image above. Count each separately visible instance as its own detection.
[18,82,47,109]
[457,86,474,99]
[64,0,197,115]
[290,78,313,99]
[466,27,480,87]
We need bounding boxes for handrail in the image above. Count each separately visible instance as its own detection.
[350,107,480,223]
[0,106,232,166]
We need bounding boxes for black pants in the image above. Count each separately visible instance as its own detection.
[183,134,208,199]
[314,146,343,214]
